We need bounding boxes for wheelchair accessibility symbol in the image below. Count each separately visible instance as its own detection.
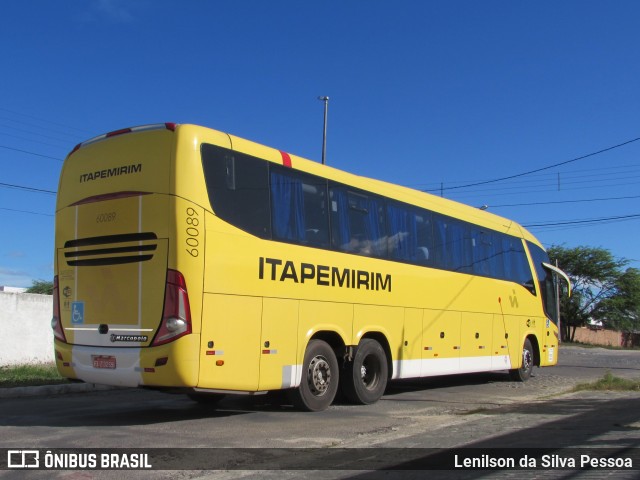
[71,301,85,324]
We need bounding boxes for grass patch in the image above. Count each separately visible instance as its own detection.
[573,372,640,392]
[0,363,69,388]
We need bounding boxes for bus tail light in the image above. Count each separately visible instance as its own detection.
[51,276,66,343]
[153,270,192,346]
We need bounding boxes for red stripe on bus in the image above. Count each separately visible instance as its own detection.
[280,151,292,168]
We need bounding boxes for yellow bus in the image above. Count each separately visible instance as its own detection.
[52,123,570,411]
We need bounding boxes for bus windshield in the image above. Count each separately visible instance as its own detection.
[527,242,560,324]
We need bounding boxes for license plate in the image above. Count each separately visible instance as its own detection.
[92,355,116,369]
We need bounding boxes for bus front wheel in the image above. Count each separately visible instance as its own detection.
[510,338,534,381]
[341,338,388,405]
[291,339,339,412]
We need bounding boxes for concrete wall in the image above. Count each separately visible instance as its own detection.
[0,292,53,366]
[573,326,622,347]
[572,326,640,348]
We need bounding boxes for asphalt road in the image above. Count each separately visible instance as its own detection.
[1,345,639,479]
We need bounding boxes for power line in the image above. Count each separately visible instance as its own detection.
[488,194,640,208]
[424,135,640,193]
[0,144,63,161]
[0,131,70,150]
[411,162,640,191]
[449,178,640,203]
[0,107,92,135]
[0,181,56,195]
[0,207,53,217]
[0,121,79,145]
[524,213,640,228]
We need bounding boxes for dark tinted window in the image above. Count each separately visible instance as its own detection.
[270,166,329,248]
[201,144,271,238]
[433,214,473,273]
[386,201,433,265]
[501,236,532,286]
[330,184,387,258]
[469,229,501,278]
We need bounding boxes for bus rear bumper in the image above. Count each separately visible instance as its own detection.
[53,335,200,388]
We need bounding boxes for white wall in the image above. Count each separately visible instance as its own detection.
[0,292,53,366]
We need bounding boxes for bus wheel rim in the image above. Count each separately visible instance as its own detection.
[361,355,379,390]
[308,355,331,396]
[523,349,532,371]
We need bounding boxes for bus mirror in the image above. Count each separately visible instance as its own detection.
[542,262,572,297]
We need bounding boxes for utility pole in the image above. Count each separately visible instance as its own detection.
[318,96,329,165]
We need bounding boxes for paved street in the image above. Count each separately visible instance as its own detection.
[1,345,639,479]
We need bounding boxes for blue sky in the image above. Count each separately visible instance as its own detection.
[1,0,639,287]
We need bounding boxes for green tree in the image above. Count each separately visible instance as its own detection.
[597,268,640,339]
[25,279,54,295]
[547,245,628,342]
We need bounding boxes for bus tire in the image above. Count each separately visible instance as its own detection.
[291,339,339,412]
[341,338,388,405]
[510,338,534,382]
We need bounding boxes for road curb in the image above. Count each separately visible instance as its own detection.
[0,382,118,398]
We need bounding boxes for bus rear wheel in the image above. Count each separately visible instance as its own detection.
[510,338,534,381]
[291,339,339,412]
[341,339,388,405]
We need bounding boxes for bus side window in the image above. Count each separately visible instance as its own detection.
[470,230,505,279]
[329,184,387,258]
[270,166,329,248]
[432,215,474,273]
[201,144,271,239]
[387,202,433,266]
[502,236,531,287]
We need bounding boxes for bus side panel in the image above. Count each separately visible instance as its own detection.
[397,308,423,378]
[503,314,532,370]
[258,298,299,391]
[460,312,494,371]
[139,334,201,387]
[421,310,461,376]
[492,314,511,370]
[199,293,261,391]
[540,317,559,367]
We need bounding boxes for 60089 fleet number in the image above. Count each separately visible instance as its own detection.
[185,207,200,257]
